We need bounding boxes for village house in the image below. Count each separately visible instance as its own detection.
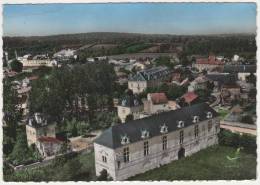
[220,83,241,105]
[192,55,224,72]
[180,91,199,106]
[94,103,220,180]
[26,113,56,146]
[223,65,256,81]
[36,136,63,158]
[128,66,171,94]
[206,73,237,92]
[117,93,143,123]
[21,58,57,67]
[143,93,177,114]
[188,75,208,92]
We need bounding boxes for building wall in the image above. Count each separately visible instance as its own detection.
[94,117,220,180]
[26,124,56,146]
[238,72,256,81]
[128,81,147,94]
[36,141,62,157]
[22,59,54,67]
[143,100,171,114]
[193,64,221,72]
[117,105,143,123]
[94,143,117,179]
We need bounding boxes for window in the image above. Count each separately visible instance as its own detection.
[141,130,150,139]
[208,121,212,132]
[195,125,199,138]
[160,124,168,134]
[121,135,130,145]
[179,130,184,144]
[102,156,107,163]
[144,141,149,156]
[162,136,167,150]
[117,161,121,169]
[123,147,129,163]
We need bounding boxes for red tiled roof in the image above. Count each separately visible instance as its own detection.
[196,56,224,65]
[149,93,168,104]
[38,137,63,143]
[182,92,198,103]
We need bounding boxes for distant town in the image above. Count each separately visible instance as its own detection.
[3,32,257,181]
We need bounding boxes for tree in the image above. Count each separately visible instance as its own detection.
[10,59,23,72]
[125,114,134,122]
[241,115,254,125]
[179,52,190,66]
[59,158,82,181]
[3,79,21,155]
[9,132,33,165]
[246,73,256,86]
[97,169,111,181]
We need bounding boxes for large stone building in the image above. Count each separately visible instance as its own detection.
[94,103,220,180]
[128,66,171,94]
[26,113,56,146]
[193,55,224,72]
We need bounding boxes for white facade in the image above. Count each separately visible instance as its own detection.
[128,81,148,94]
[94,117,220,180]
[117,105,143,123]
[238,72,256,81]
[21,59,57,67]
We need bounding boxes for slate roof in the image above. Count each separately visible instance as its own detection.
[27,113,56,128]
[223,65,256,73]
[129,66,171,81]
[119,94,143,107]
[206,73,237,85]
[94,103,218,149]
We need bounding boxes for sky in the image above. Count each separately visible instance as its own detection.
[3,3,257,36]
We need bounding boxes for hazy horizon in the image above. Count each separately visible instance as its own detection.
[3,3,256,37]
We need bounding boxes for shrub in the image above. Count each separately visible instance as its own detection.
[218,129,256,154]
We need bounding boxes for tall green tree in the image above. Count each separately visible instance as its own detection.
[10,59,23,72]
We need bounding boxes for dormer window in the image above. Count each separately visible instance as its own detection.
[141,129,150,139]
[121,135,130,145]
[160,124,168,134]
[177,121,185,128]
[193,116,200,123]
[207,112,213,119]
[121,99,127,106]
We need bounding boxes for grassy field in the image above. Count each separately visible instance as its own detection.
[5,145,256,181]
[129,145,256,181]
[217,109,229,120]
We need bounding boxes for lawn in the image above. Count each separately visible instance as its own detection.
[217,109,229,120]
[129,145,256,181]
[4,151,96,182]
[5,145,256,181]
